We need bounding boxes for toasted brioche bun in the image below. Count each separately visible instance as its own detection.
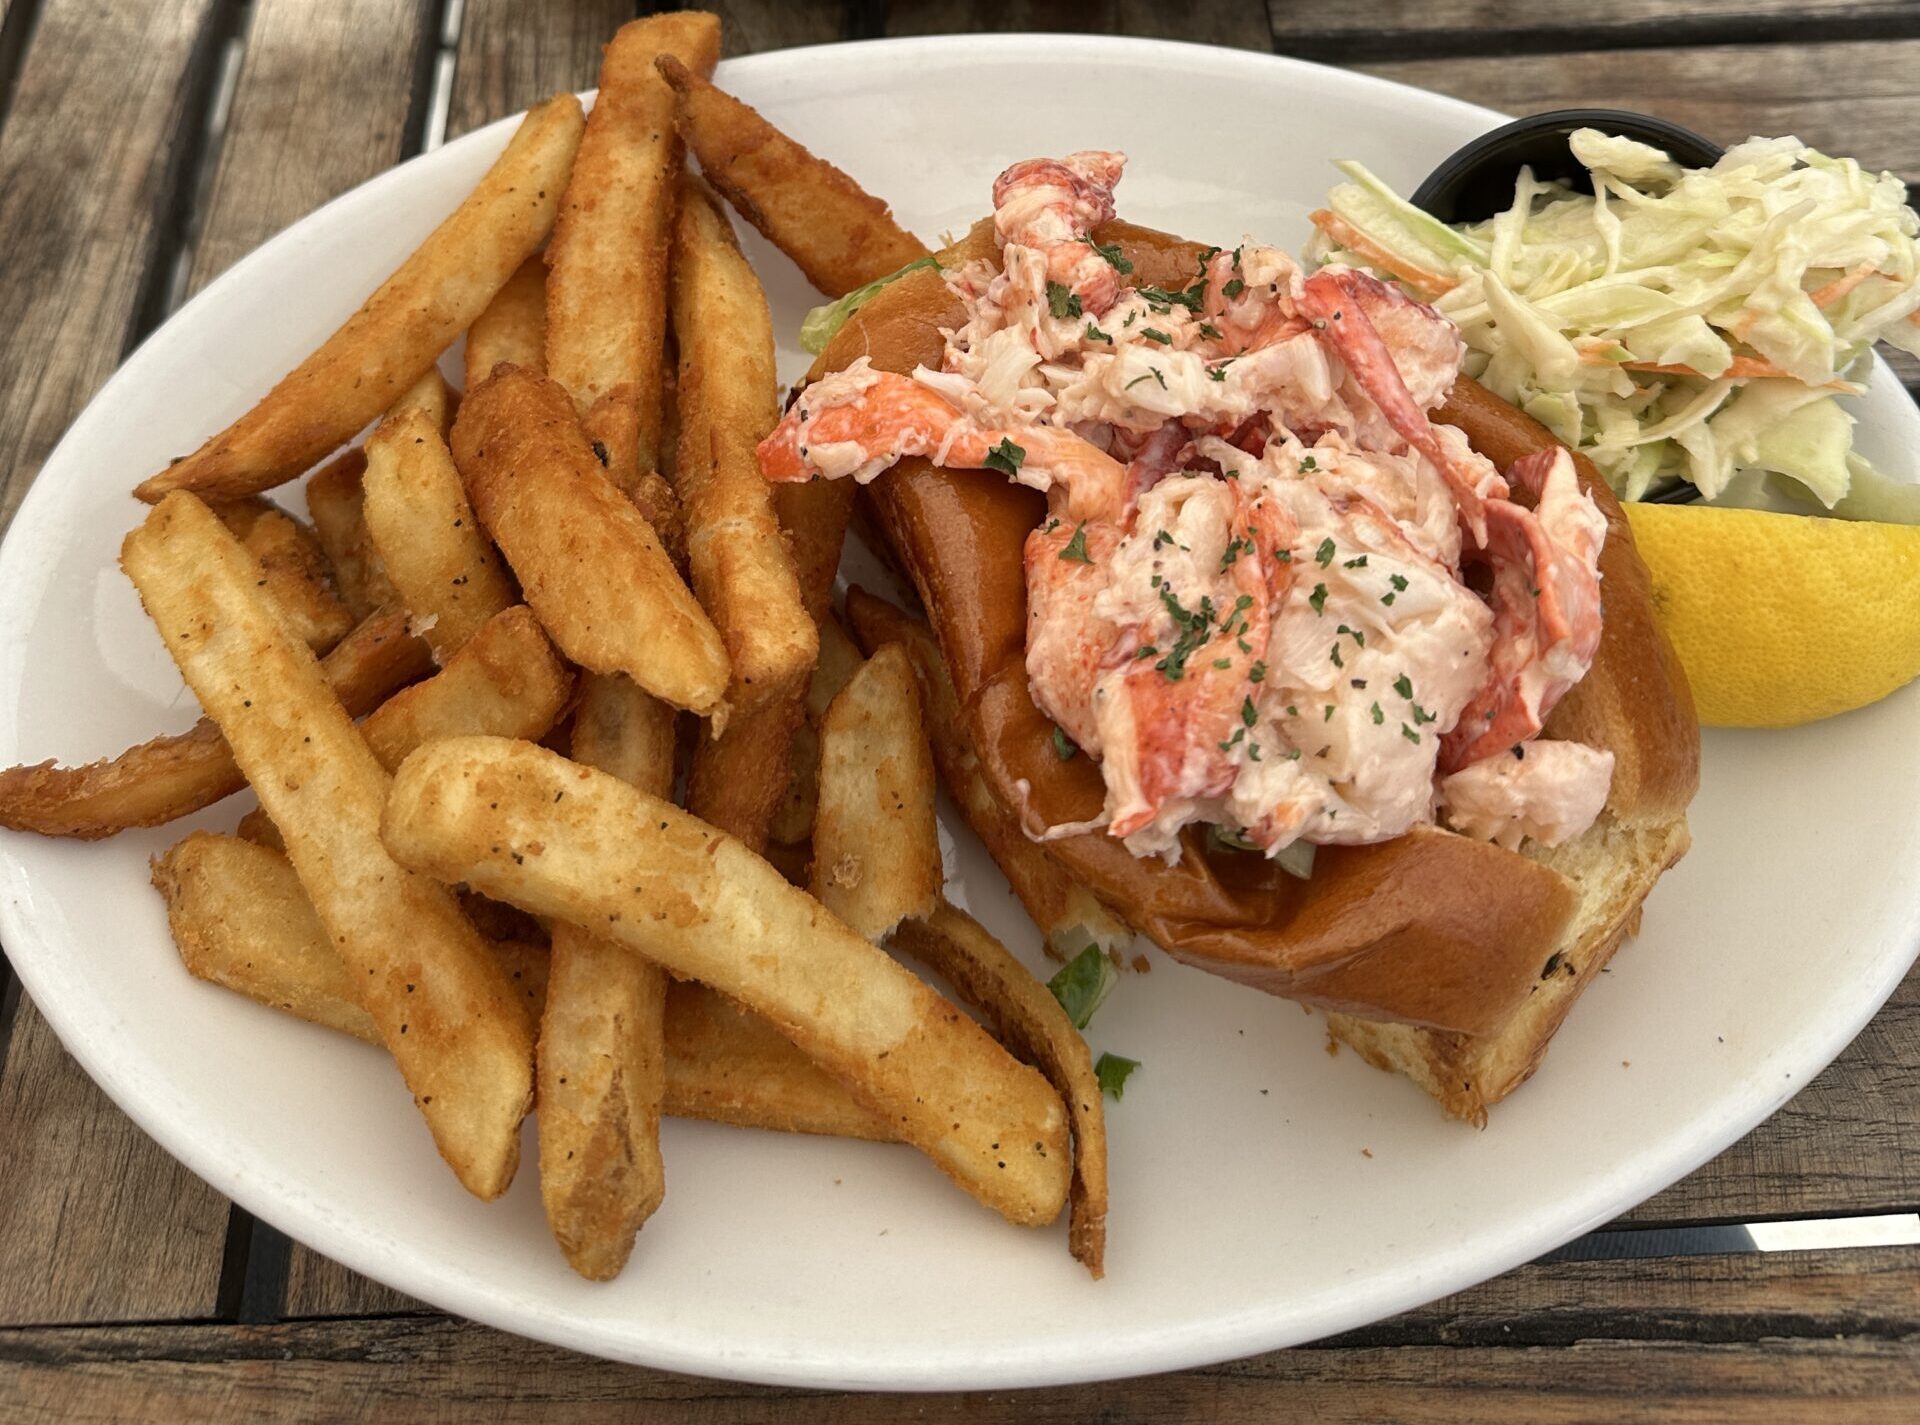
[807,219,1697,1054]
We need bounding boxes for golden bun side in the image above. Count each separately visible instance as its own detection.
[809,219,1609,1041]
[1325,383,1700,1120]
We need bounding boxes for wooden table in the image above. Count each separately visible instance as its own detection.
[1,2,1916,1418]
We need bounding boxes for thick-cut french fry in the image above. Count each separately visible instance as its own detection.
[465,256,547,389]
[362,407,516,660]
[656,56,929,298]
[546,13,718,549]
[156,832,883,1139]
[382,735,1071,1225]
[305,449,398,620]
[892,902,1109,1278]
[671,176,815,708]
[664,982,893,1141]
[452,365,728,716]
[810,645,942,940]
[210,498,353,653]
[769,614,864,845]
[540,672,675,1280]
[0,609,427,839]
[122,494,533,1199]
[391,365,456,437]
[136,96,586,504]
[358,605,572,772]
[685,479,854,847]
[845,587,1134,960]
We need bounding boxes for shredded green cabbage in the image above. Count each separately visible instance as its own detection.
[1315,131,1920,518]
[798,256,941,354]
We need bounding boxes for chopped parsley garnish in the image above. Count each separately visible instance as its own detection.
[1047,945,1117,1029]
[1135,644,1158,659]
[1315,538,1336,568]
[1198,321,1223,339]
[1324,704,1336,722]
[1241,697,1258,728]
[1402,725,1421,744]
[1089,239,1133,275]
[1125,373,1154,389]
[1149,365,1167,389]
[1275,549,1293,563]
[1207,364,1229,383]
[1084,321,1112,344]
[1153,529,1174,548]
[1308,583,1329,615]
[1223,277,1246,299]
[1411,703,1437,726]
[1249,661,1268,684]
[1380,592,1397,606]
[1389,573,1409,591]
[1394,674,1414,699]
[1213,657,1232,670]
[1059,523,1093,564]
[1141,327,1173,345]
[1330,642,1344,668]
[1052,725,1078,761]
[1220,534,1251,570]
[1344,555,1369,569]
[1046,281,1082,320]
[1298,455,1317,472]
[1371,702,1384,725]
[1095,1052,1141,1100]
[1153,585,1219,682]
[1137,283,1206,313]
[983,438,1025,477]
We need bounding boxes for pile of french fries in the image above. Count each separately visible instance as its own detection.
[0,12,1119,1280]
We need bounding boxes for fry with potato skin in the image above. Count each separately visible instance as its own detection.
[545,13,718,547]
[136,94,586,505]
[769,614,864,845]
[305,449,397,621]
[810,645,942,940]
[123,494,533,1199]
[891,901,1110,1278]
[381,735,1071,1225]
[0,608,427,840]
[210,498,353,653]
[155,832,887,1140]
[846,586,1134,960]
[671,176,816,710]
[656,55,928,298]
[363,406,517,661]
[451,365,728,716]
[540,672,675,1281]
[685,479,854,847]
[466,256,548,389]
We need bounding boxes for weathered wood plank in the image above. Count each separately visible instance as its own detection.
[3,1250,1918,1422]
[1274,2,1916,62]
[0,999,233,1325]
[0,0,224,536]
[1621,962,1920,1227]
[280,1249,422,1320]
[185,0,439,295]
[444,0,632,144]
[711,0,849,57]
[886,0,1274,49]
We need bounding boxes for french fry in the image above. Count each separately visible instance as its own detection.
[769,614,864,844]
[210,498,353,653]
[135,95,586,504]
[0,609,427,839]
[122,494,533,1199]
[671,176,816,708]
[304,449,398,620]
[451,365,728,716]
[381,735,1071,1225]
[155,832,885,1139]
[540,672,675,1280]
[362,406,516,660]
[845,587,1134,960]
[390,365,456,437]
[545,13,719,554]
[810,644,942,940]
[357,605,573,772]
[465,256,547,389]
[685,479,854,847]
[656,56,929,297]
[892,902,1109,1278]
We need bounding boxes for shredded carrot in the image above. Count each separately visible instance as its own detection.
[1308,210,1456,297]
[1809,261,1879,309]
[1614,354,1858,390]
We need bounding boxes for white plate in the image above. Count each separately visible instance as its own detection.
[3,34,1918,1393]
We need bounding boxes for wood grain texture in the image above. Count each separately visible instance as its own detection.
[0,0,222,537]
[0,1000,232,1325]
[1624,962,1920,1226]
[3,1250,1918,1420]
[444,0,633,143]
[280,1249,422,1319]
[886,0,1274,49]
[184,0,438,296]
[712,0,849,57]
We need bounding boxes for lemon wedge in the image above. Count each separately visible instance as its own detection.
[1622,503,1920,727]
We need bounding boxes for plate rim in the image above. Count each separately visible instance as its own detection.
[2,31,1918,1392]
